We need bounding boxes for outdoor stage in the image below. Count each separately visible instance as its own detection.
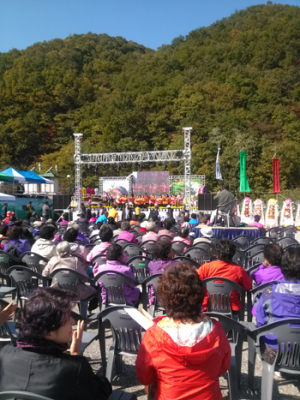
[191,226,262,241]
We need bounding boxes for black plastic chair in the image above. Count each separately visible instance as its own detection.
[159,235,173,242]
[8,266,50,308]
[246,280,280,323]
[0,392,54,400]
[247,251,265,268]
[171,241,190,257]
[265,226,283,240]
[0,252,26,286]
[141,240,156,258]
[141,273,163,317]
[172,256,199,268]
[90,254,107,268]
[283,243,300,252]
[276,236,299,249]
[246,318,300,399]
[94,270,138,309]
[205,312,248,396]
[50,268,98,318]
[123,244,143,260]
[244,244,265,258]
[203,277,246,321]
[233,235,251,250]
[232,249,247,269]
[0,298,18,345]
[126,256,151,283]
[115,239,131,248]
[250,236,274,246]
[192,241,215,255]
[84,244,95,254]
[90,235,101,244]
[98,305,144,381]
[20,252,49,274]
[183,247,210,266]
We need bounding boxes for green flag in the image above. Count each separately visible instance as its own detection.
[240,151,251,192]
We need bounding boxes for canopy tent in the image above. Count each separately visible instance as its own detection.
[0,193,15,202]
[0,168,53,184]
[0,172,14,182]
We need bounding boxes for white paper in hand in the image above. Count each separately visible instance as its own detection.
[124,308,154,331]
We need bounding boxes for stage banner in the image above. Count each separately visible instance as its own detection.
[272,158,281,193]
[172,178,201,196]
[216,147,223,180]
[133,171,169,196]
[240,151,251,192]
[103,179,129,198]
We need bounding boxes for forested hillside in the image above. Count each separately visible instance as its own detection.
[1,3,300,192]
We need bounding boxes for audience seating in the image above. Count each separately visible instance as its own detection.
[0,252,26,286]
[159,235,172,241]
[276,236,299,249]
[90,255,107,268]
[126,256,151,283]
[265,226,282,239]
[247,251,265,268]
[141,240,156,258]
[123,244,143,259]
[20,252,48,275]
[98,305,143,381]
[250,236,274,246]
[233,235,251,250]
[246,318,300,399]
[232,249,247,269]
[115,239,131,248]
[244,244,265,258]
[172,256,199,268]
[142,273,163,317]
[94,270,138,309]
[214,199,239,227]
[171,241,190,257]
[203,277,246,321]
[183,247,210,266]
[192,241,215,255]
[246,280,280,323]
[50,268,98,318]
[0,392,54,400]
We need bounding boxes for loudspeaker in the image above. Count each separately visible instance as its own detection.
[198,194,219,211]
[53,195,72,209]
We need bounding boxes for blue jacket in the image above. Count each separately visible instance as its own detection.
[256,280,300,347]
[3,239,31,256]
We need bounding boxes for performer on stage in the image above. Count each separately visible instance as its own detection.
[150,195,156,206]
[144,193,150,208]
[158,195,163,207]
[129,193,135,205]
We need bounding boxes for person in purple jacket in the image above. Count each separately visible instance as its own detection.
[251,243,284,285]
[93,244,139,306]
[4,226,31,256]
[118,221,138,245]
[256,247,300,364]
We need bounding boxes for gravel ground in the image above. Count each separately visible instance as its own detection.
[83,312,300,400]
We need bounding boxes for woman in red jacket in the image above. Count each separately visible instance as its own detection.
[136,263,231,400]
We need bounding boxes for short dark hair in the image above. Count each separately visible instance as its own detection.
[216,239,236,262]
[7,226,22,240]
[0,224,8,236]
[223,185,229,191]
[163,220,172,230]
[63,228,78,243]
[264,244,283,267]
[180,227,189,238]
[153,240,172,260]
[107,244,123,261]
[15,219,23,227]
[9,215,16,222]
[16,287,78,346]
[137,216,143,223]
[99,225,113,242]
[39,224,56,240]
[62,213,69,221]
[201,216,208,224]
[191,213,196,219]
[184,216,189,222]
[96,221,103,229]
[254,215,261,222]
[157,263,204,322]
[108,217,115,224]
[121,221,130,231]
[281,247,300,282]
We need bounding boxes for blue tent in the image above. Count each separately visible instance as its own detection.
[1,168,47,184]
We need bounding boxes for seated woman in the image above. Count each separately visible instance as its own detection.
[94,243,139,306]
[142,221,160,243]
[63,227,88,270]
[89,213,97,224]
[256,247,300,364]
[0,287,112,400]
[251,243,284,285]
[3,225,31,256]
[197,239,252,314]
[148,240,177,275]
[59,213,69,226]
[172,226,192,246]
[136,263,231,399]
[42,241,97,301]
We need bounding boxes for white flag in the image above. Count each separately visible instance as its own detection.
[216,148,223,180]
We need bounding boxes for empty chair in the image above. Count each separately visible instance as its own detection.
[20,252,49,274]
[141,240,156,258]
[280,225,297,238]
[123,243,143,260]
[183,247,210,266]
[265,226,282,240]
[244,243,265,258]
[8,266,50,308]
[193,241,215,255]
[250,236,274,246]
[126,256,151,283]
[247,251,265,268]
[142,273,163,317]
[171,241,190,257]
[172,256,199,268]
[98,306,144,381]
[276,236,299,249]
[234,235,251,250]
[232,248,247,269]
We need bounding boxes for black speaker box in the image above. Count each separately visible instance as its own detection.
[53,195,72,210]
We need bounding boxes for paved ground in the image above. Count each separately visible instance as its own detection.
[83,313,300,400]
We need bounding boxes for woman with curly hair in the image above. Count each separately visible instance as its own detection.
[136,263,231,399]
[0,287,112,400]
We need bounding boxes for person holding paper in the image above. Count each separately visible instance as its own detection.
[136,263,231,400]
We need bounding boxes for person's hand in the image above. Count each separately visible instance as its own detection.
[70,320,84,356]
[0,303,17,326]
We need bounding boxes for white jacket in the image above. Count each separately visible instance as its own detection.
[31,238,57,260]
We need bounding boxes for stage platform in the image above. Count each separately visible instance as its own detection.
[191,226,262,241]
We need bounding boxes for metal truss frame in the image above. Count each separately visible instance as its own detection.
[74,127,193,210]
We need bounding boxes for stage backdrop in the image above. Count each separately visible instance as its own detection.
[172,178,202,196]
[103,179,129,198]
[132,171,169,196]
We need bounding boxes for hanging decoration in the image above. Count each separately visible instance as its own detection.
[295,203,300,227]
[239,152,251,192]
[216,148,223,180]
[234,204,240,218]
[253,199,265,226]
[280,199,294,226]
[272,158,281,193]
[241,197,253,224]
[265,198,279,228]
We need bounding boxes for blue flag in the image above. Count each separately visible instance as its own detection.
[216,148,223,180]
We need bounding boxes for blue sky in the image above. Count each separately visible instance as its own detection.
[1,0,300,53]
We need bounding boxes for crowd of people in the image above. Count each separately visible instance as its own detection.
[0,202,298,399]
